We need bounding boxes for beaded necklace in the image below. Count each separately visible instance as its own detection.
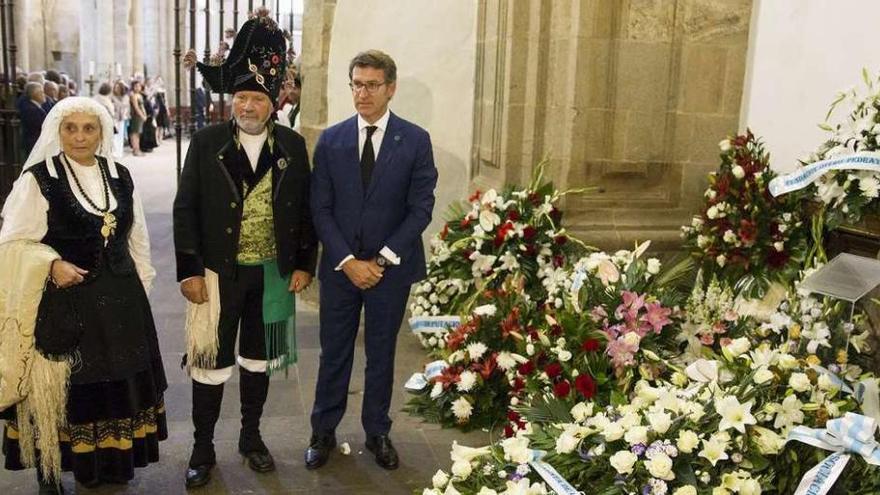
[60,153,117,246]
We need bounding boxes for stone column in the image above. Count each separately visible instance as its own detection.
[11,0,29,72]
[130,0,143,77]
[471,0,752,250]
[96,0,116,83]
[299,0,336,155]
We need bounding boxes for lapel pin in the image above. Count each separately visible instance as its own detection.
[394,135,401,142]
[277,157,288,170]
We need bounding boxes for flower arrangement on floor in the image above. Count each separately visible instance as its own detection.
[680,131,810,297]
[422,278,880,495]
[409,161,589,330]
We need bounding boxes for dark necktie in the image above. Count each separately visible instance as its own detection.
[361,125,378,190]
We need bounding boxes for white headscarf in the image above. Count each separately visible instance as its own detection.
[22,96,116,178]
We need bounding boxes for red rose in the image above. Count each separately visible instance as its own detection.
[553,255,565,268]
[494,221,515,247]
[544,362,563,379]
[575,374,597,399]
[554,235,568,245]
[550,207,562,224]
[507,410,521,422]
[507,210,520,221]
[271,54,280,64]
[553,380,571,398]
[504,425,515,438]
[581,338,601,352]
[512,377,525,392]
[517,361,535,376]
[523,226,536,241]
[469,189,482,202]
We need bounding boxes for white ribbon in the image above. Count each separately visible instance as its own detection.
[404,360,449,391]
[408,315,461,334]
[786,412,880,495]
[768,151,880,197]
[528,450,581,495]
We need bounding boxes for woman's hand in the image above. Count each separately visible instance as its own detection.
[50,260,88,288]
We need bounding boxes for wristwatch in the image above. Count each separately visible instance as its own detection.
[375,254,391,268]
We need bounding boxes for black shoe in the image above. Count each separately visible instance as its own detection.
[240,449,276,473]
[365,434,399,470]
[184,464,213,489]
[304,433,336,470]
[37,468,64,494]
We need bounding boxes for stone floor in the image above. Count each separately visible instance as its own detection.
[0,140,488,494]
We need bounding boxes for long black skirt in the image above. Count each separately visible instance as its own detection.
[1,266,167,484]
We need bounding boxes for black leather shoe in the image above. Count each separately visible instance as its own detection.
[38,481,64,495]
[240,449,276,473]
[304,434,336,470]
[365,435,399,470]
[184,464,213,489]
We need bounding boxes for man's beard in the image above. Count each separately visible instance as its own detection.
[235,114,268,135]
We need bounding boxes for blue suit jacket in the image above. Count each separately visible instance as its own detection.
[311,112,438,288]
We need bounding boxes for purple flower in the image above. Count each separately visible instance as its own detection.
[631,443,647,457]
[642,485,653,495]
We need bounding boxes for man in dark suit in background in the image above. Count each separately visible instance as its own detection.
[305,49,438,471]
[20,82,47,157]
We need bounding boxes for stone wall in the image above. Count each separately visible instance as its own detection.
[471,0,753,250]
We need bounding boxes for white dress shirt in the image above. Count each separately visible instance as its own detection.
[335,109,401,271]
[0,157,156,293]
[238,127,268,171]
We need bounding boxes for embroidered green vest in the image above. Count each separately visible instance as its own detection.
[237,170,276,264]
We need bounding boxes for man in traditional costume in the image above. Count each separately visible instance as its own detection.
[173,8,317,489]
[0,97,166,494]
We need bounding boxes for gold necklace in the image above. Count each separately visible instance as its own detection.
[61,154,117,246]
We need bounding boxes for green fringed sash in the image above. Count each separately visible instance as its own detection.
[260,259,297,376]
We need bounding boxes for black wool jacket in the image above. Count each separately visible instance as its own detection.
[173,121,318,281]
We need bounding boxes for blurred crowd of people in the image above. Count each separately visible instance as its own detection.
[13,70,170,159]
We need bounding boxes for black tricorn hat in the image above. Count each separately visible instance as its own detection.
[195,8,287,101]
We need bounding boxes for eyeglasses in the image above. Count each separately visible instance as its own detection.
[349,81,387,94]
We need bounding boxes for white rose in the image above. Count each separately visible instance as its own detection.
[725,337,751,358]
[719,139,731,151]
[500,436,532,464]
[723,230,737,244]
[645,452,675,480]
[647,258,661,275]
[789,372,812,393]
[716,254,726,267]
[707,206,719,219]
[609,450,638,475]
[451,460,472,479]
[777,353,798,370]
[570,402,593,422]
[603,422,625,442]
[555,429,580,454]
[673,487,697,495]
[647,410,672,434]
[739,479,761,495]
[817,373,837,392]
[774,241,784,252]
[624,426,649,446]
[432,470,450,488]
[732,165,745,179]
[754,367,775,385]
[476,489,498,495]
[457,371,478,392]
[677,430,700,454]
[526,343,535,356]
[557,349,572,362]
[623,332,641,347]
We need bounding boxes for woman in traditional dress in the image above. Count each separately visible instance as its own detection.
[0,97,167,494]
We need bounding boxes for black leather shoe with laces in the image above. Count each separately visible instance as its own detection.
[304,433,336,470]
[365,434,399,470]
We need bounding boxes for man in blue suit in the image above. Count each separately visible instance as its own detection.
[305,50,437,471]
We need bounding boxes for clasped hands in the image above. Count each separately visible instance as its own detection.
[49,259,88,289]
[342,258,384,290]
[180,270,312,304]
